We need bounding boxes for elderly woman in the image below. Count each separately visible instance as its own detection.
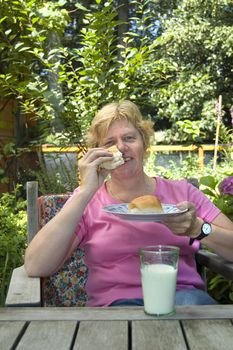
[25,100,233,306]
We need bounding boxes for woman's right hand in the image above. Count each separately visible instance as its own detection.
[78,148,112,194]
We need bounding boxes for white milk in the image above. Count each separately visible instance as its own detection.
[141,263,177,315]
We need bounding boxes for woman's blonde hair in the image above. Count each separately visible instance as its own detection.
[86,100,154,150]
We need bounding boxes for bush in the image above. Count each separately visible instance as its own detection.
[0,186,27,306]
[199,174,233,303]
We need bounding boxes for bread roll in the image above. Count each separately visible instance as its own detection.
[128,195,163,213]
[100,145,124,170]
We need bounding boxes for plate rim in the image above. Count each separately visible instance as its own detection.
[102,203,188,217]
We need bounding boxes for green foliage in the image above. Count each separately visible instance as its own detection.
[150,0,233,143]
[144,150,157,177]
[0,185,27,306]
[199,174,233,221]
[207,273,233,304]
[195,171,233,304]
[145,147,233,182]
[218,125,233,163]
[1,0,232,148]
[0,0,70,138]
[147,153,206,179]
[51,0,157,143]
[176,120,206,143]
[30,153,78,194]
[0,0,158,146]
[0,140,16,184]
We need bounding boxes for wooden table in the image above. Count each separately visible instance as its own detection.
[1,306,233,350]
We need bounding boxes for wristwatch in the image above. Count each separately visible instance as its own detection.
[189,222,212,245]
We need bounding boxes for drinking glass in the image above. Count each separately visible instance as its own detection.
[139,245,179,316]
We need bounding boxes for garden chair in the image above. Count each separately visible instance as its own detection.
[6,181,88,307]
[5,181,233,307]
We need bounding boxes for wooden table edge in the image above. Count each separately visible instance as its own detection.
[1,305,233,321]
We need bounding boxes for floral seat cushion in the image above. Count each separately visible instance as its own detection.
[38,194,88,306]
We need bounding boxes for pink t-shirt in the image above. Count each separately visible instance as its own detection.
[70,177,220,306]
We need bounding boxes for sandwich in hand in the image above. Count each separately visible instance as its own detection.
[128,195,163,213]
[100,145,124,170]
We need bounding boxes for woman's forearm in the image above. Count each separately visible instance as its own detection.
[24,188,92,277]
[201,214,233,262]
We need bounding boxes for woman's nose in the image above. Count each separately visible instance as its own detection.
[116,140,128,152]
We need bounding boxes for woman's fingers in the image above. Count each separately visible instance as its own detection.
[161,201,198,236]
[81,148,113,168]
[78,148,113,191]
[83,148,112,161]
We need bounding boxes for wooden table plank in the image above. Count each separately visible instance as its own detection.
[182,319,233,350]
[132,320,187,350]
[1,309,233,350]
[0,321,26,350]
[15,321,77,350]
[1,306,233,321]
[73,321,128,350]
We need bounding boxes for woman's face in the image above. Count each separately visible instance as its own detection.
[100,119,145,179]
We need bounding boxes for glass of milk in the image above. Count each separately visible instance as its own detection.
[139,245,179,316]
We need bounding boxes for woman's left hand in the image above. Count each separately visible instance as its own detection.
[161,201,202,238]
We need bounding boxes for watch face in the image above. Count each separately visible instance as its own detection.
[202,223,212,235]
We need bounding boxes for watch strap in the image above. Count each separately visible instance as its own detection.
[189,237,195,245]
[189,222,212,245]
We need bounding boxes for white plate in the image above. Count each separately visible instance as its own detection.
[102,203,188,222]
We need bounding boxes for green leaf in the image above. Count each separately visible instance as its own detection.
[5,29,12,36]
[201,188,216,197]
[0,16,7,24]
[199,176,217,189]
[119,82,126,89]
[14,42,24,50]
[75,3,88,11]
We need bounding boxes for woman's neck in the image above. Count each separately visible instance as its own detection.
[107,174,156,203]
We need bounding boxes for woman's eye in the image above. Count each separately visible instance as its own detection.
[124,136,135,142]
[104,141,114,147]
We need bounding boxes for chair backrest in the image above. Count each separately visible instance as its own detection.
[26,181,88,307]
